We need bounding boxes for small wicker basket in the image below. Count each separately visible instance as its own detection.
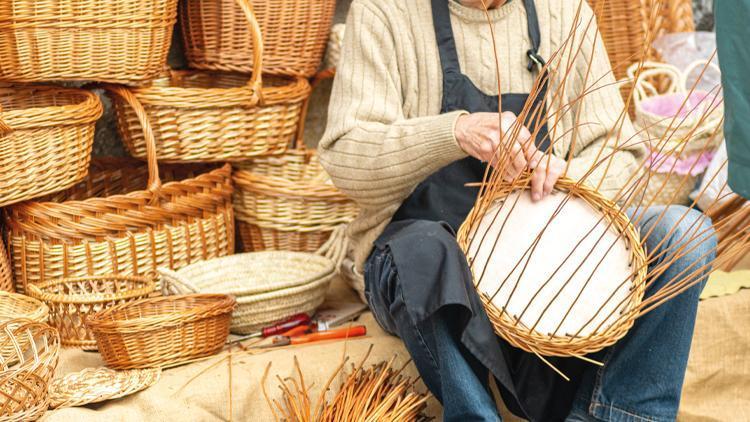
[0,319,60,421]
[113,1,310,163]
[0,292,49,361]
[86,294,236,369]
[181,0,336,78]
[0,85,102,208]
[27,275,155,350]
[0,0,178,84]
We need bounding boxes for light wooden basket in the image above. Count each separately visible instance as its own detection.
[0,0,178,84]
[4,86,234,294]
[86,294,235,369]
[181,0,336,78]
[113,0,310,163]
[27,275,155,350]
[0,85,102,208]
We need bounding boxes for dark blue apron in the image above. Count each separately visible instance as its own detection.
[375,1,587,420]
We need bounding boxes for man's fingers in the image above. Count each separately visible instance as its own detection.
[531,164,546,202]
[543,166,558,196]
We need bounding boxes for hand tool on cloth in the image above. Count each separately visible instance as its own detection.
[258,325,367,348]
[226,313,311,345]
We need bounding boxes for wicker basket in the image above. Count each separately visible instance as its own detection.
[0,319,60,421]
[4,85,234,294]
[160,226,346,334]
[0,292,49,361]
[181,0,336,78]
[113,1,310,163]
[27,275,155,350]
[0,238,11,292]
[0,85,102,208]
[86,294,235,369]
[0,0,178,84]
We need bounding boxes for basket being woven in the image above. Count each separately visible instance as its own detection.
[113,1,310,163]
[4,85,234,294]
[181,0,336,77]
[27,276,155,350]
[0,0,178,84]
[0,85,102,208]
[0,319,60,422]
[86,294,235,369]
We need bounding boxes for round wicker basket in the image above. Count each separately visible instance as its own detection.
[456,178,647,357]
[86,294,235,369]
[0,85,102,208]
[27,275,155,350]
[181,0,336,78]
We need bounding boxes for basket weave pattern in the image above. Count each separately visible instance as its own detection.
[87,294,235,369]
[28,276,155,350]
[0,0,178,84]
[0,239,11,292]
[49,367,161,409]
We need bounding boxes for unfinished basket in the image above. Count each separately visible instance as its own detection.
[0,0,178,84]
[113,1,310,163]
[160,226,346,334]
[0,319,60,421]
[86,294,235,369]
[4,85,234,294]
[27,276,155,350]
[0,85,102,208]
[181,0,336,77]
[0,238,11,292]
[49,367,161,409]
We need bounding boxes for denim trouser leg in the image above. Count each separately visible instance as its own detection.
[365,247,502,422]
[568,206,716,422]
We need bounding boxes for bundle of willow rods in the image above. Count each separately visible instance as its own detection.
[263,352,431,422]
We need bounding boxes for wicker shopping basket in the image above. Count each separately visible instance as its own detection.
[181,0,335,78]
[87,294,235,369]
[27,275,155,350]
[0,85,102,208]
[0,0,178,84]
[113,0,310,163]
[4,85,234,294]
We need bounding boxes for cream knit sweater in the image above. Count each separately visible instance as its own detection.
[319,0,645,295]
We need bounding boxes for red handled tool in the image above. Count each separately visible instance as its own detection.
[260,325,367,348]
[227,313,311,345]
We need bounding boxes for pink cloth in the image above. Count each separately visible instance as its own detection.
[640,91,718,118]
[646,151,715,176]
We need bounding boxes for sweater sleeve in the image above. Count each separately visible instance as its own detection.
[318,2,468,208]
[562,2,646,201]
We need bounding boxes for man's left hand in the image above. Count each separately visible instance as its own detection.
[527,149,566,202]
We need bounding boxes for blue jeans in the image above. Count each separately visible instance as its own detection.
[364,206,715,422]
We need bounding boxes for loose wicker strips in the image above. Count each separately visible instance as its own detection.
[27,276,155,350]
[86,294,235,369]
[0,86,101,208]
[182,0,336,77]
[0,0,178,84]
[5,85,234,293]
[113,0,310,163]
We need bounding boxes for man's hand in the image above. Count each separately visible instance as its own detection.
[528,151,566,202]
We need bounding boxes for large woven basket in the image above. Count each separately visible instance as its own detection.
[0,319,60,421]
[0,238,11,292]
[86,294,235,369]
[113,1,310,163]
[0,0,178,84]
[0,85,102,208]
[160,226,346,334]
[4,85,234,294]
[27,275,155,350]
[181,0,336,78]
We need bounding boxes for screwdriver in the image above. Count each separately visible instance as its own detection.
[261,325,367,348]
[227,313,311,345]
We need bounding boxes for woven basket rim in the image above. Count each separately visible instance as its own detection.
[0,292,49,322]
[233,169,349,201]
[27,275,155,305]
[0,85,103,130]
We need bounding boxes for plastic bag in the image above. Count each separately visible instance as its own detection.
[691,140,733,211]
[652,32,722,95]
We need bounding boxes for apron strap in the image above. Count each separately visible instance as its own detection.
[432,0,462,76]
[523,0,546,72]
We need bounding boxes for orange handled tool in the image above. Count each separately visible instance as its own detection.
[263,325,367,348]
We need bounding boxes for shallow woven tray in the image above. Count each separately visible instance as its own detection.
[49,367,161,409]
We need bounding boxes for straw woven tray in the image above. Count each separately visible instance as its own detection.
[49,367,161,409]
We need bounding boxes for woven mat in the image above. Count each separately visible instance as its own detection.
[49,367,161,409]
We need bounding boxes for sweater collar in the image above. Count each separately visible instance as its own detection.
[449,0,519,23]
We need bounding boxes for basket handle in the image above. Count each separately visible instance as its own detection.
[315,224,348,269]
[157,267,200,296]
[293,68,337,150]
[98,84,162,196]
[680,59,722,92]
[626,61,683,105]
[235,0,265,105]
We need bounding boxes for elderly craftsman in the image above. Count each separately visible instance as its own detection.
[319,0,716,420]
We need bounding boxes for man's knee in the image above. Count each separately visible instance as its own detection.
[398,220,465,262]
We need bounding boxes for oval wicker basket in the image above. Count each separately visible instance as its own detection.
[181,0,336,78]
[113,1,310,163]
[456,178,648,357]
[0,238,12,292]
[0,85,102,208]
[0,319,60,421]
[0,0,178,84]
[4,85,234,294]
[86,294,235,369]
[27,275,155,350]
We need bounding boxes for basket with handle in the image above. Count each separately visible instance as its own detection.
[27,275,155,350]
[0,0,178,84]
[233,70,359,253]
[4,85,234,294]
[181,0,336,78]
[0,85,102,208]
[113,0,310,163]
